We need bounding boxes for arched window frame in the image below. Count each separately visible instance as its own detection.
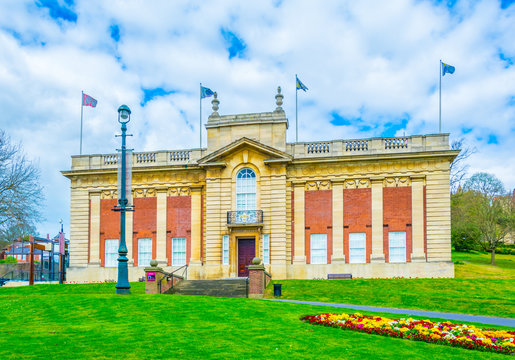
[236,168,257,211]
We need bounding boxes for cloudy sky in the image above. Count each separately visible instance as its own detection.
[0,0,514,237]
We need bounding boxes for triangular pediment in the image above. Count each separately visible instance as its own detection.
[197,137,292,166]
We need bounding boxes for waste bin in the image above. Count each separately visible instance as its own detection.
[273,283,282,297]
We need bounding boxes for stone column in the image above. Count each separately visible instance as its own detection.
[331,181,345,263]
[292,181,306,264]
[411,176,426,262]
[156,188,168,265]
[190,186,202,265]
[89,191,101,265]
[371,177,385,262]
[126,206,134,266]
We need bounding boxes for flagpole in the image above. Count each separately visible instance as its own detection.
[80,90,83,155]
[295,74,298,142]
[439,60,442,134]
[200,83,202,149]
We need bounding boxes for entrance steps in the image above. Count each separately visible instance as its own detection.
[166,278,248,298]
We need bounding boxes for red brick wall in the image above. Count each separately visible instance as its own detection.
[305,190,332,264]
[133,197,157,266]
[166,196,191,266]
[100,199,119,267]
[383,187,412,262]
[424,185,427,259]
[343,188,372,263]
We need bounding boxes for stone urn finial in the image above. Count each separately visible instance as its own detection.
[252,257,262,265]
[275,86,283,111]
[149,259,158,267]
[211,92,220,116]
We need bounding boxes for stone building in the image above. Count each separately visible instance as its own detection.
[62,88,458,281]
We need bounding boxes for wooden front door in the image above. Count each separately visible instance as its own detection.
[237,238,255,277]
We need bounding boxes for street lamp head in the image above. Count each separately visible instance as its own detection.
[117,105,131,124]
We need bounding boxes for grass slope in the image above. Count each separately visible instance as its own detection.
[263,252,515,318]
[0,283,510,360]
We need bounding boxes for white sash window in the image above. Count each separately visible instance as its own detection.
[389,231,407,263]
[172,237,187,266]
[222,235,229,265]
[349,232,366,264]
[310,233,327,264]
[104,239,118,267]
[262,234,270,265]
[236,168,256,211]
[138,238,152,267]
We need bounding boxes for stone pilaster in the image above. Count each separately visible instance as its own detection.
[155,188,168,265]
[371,177,385,262]
[292,181,306,264]
[190,186,202,265]
[411,176,426,262]
[89,191,101,265]
[331,181,345,263]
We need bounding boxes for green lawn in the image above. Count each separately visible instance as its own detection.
[263,251,515,318]
[452,251,515,279]
[0,283,510,360]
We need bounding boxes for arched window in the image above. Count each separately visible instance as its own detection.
[236,168,256,210]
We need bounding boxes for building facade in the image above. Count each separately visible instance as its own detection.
[62,88,458,282]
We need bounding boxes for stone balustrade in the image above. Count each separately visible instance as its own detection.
[70,134,449,171]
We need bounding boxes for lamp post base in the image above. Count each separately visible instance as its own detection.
[116,287,131,295]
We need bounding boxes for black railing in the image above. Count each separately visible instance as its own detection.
[227,210,263,225]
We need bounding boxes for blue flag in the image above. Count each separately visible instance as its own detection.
[296,76,308,91]
[201,86,214,99]
[442,62,455,76]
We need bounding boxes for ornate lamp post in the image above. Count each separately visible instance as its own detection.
[115,104,132,295]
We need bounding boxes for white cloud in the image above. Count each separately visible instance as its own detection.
[0,0,514,237]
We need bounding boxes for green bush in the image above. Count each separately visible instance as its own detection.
[496,245,515,255]
[451,222,480,252]
[0,256,18,264]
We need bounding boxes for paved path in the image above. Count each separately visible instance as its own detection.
[264,299,515,327]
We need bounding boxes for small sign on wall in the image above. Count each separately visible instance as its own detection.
[146,272,156,281]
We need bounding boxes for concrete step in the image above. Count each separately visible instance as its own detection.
[168,278,248,298]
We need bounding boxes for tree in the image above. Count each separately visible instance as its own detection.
[0,130,43,246]
[463,172,515,265]
[450,138,476,193]
[451,191,480,252]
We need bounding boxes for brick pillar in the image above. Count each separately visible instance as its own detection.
[144,260,166,294]
[248,257,265,299]
[331,181,345,263]
[292,181,306,264]
[411,176,426,262]
[371,177,385,263]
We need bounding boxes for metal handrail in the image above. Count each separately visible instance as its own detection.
[157,265,188,294]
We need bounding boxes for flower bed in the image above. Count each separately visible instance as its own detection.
[301,313,515,355]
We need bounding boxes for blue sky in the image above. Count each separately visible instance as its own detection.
[0,0,514,237]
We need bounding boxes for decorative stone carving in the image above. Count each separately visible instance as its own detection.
[101,190,117,199]
[133,188,157,198]
[167,187,191,196]
[383,177,411,187]
[344,179,371,189]
[275,86,283,112]
[305,180,332,191]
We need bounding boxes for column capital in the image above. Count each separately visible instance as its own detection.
[411,175,426,183]
[155,186,168,193]
[370,177,385,184]
[292,180,305,187]
[190,185,203,192]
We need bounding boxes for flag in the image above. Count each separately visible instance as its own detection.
[296,76,308,91]
[82,93,98,107]
[442,62,455,76]
[201,86,214,99]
